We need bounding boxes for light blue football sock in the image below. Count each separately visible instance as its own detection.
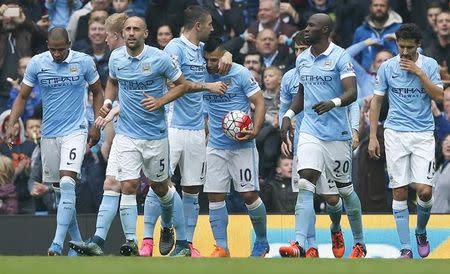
[94,190,120,241]
[119,194,137,241]
[68,209,82,242]
[182,191,200,243]
[340,186,364,245]
[295,184,315,249]
[209,201,228,249]
[416,197,433,235]
[307,211,317,249]
[53,176,76,246]
[246,197,267,242]
[143,189,160,239]
[172,189,187,241]
[157,187,174,228]
[393,200,411,250]
[327,198,343,233]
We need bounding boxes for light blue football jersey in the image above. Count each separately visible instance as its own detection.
[109,45,182,140]
[296,43,356,141]
[23,50,99,138]
[164,35,206,130]
[204,63,260,150]
[374,54,443,132]
[279,68,304,155]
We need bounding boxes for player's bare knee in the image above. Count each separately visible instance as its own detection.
[182,185,200,194]
[324,194,340,206]
[150,179,169,196]
[240,191,259,205]
[208,193,226,202]
[103,175,120,192]
[121,180,139,195]
[392,186,409,201]
[417,185,433,202]
[299,169,320,184]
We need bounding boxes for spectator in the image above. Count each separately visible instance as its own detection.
[155,24,173,49]
[346,38,393,105]
[333,0,367,48]
[201,0,246,43]
[45,0,83,28]
[352,0,402,71]
[74,0,110,43]
[255,28,295,72]
[0,110,35,213]
[431,134,450,213]
[0,155,18,215]
[112,0,130,13]
[421,1,443,49]
[24,115,41,144]
[262,66,282,127]
[242,0,298,55]
[0,1,47,114]
[302,0,336,24]
[73,11,109,87]
[260,156,297,213]
[7,56,41,122]
[243,52,263,73]
[431,87,450,143]
[144,0,198,46]
[425,11,450,81]
[66,0,96,42]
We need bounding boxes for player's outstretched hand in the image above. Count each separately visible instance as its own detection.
[207,81,228,95]
[313,101,335,115]
[235,128,257,142]
[280,117,293,152]
[368,137,381,160]
[141,93,161,111]
[99,103,112,118]
[87,127,101,148]
[399,58,422,75]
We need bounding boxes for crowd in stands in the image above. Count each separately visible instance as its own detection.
[0,0,449,215]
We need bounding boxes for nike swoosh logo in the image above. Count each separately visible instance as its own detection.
[156,174,162,177]
[118,67,127,71]
[392,74,400,79]
[66,162,74,165]
[189,58,195,62]
[240,183,247,188]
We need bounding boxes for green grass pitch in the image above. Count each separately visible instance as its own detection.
[2,257,450,274]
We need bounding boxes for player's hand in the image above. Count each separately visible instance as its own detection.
[313,100,335,115]
[280,117,293,151]
[141,93,162,111]
[280,138,292,157]
[368,137,381,160]
[4,123,16,149]
[235,127,257,142]
[399,58,422,75]
[206,81,228,95]
[218,52,232,75]
[351,129,359,151]
[87,127,101,148]
[99,103,112,118]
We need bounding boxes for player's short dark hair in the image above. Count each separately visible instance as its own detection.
[48,27,70,43]
[183,5,210,30]
[395,23,422,44]
[293,30,308,46]
[204,36,223,53]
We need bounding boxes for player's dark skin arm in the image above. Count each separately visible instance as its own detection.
[313,76,357,114]
[87,79,105,147]
[280,84,304,148]
[236,91,265,141]
[4,84,33,147]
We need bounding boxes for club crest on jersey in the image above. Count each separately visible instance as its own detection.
[223,78,232,86]
[141,63,151,74]
[69,64,78,75]
[324,60,332,69]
